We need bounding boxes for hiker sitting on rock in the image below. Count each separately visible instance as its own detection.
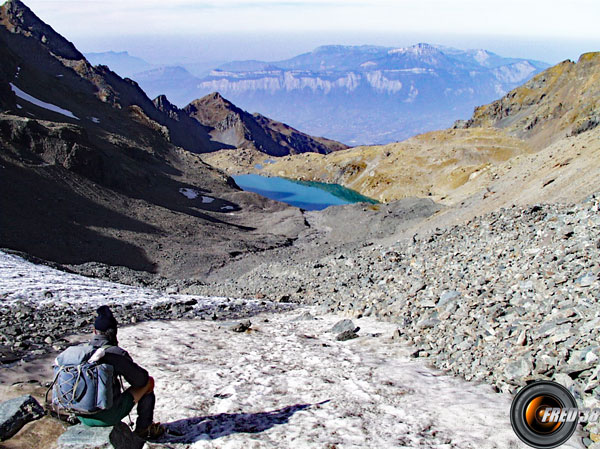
[76,306,165,440]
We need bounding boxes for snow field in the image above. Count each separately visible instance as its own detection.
[0,251,584,448]
[0,251,266,314]
[117,311,583,448]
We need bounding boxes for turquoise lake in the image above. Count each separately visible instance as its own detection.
[233,174,378,211]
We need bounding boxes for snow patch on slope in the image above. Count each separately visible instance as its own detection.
[0,251,261,313]
[179,188,200,199]
[10,83,79,120]
[0,249,585,447]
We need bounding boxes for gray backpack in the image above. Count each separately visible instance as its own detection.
[49,344,115,416]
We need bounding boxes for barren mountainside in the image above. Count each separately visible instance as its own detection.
[1,0,598,273]
[0,0,225,155]
[462,52,600,149]
[2,3,600,448]
[0,0,310,278]
[182,92,346,156]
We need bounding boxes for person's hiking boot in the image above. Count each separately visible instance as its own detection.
[134,422,165,440]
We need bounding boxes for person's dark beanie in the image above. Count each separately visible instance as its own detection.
[94,305,118,331]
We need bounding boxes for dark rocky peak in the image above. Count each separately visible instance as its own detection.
[197,92,236,109]
[184,92,245,123]
[153,94,183,121]
[179,91,345,156]
[154,94,176,113]
[0,0,83,60]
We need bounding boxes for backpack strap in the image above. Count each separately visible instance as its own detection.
[88,347,106,364]
[90,343,124,395]
[45,369,58,409]
[88,342,115,364]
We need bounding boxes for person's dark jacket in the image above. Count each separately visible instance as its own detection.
[89,334,149,401]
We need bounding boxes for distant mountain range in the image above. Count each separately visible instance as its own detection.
[50,55,343,157]
[99,44,549,145]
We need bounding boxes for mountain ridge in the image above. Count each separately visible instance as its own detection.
[1,0,344,158]
[460,52,600,149]
[0,0,224,155]
[87,42,549,145]
[182,92,347,156]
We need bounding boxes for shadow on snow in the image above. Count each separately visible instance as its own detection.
[160,400,330,443]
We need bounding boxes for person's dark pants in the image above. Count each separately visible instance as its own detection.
[135,391,155,430]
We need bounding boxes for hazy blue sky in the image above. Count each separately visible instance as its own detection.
[21,0,600,65]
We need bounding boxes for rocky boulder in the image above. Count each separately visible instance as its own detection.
[330,319,359,334]
[57,422,145,449]
[0,395,45,441]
